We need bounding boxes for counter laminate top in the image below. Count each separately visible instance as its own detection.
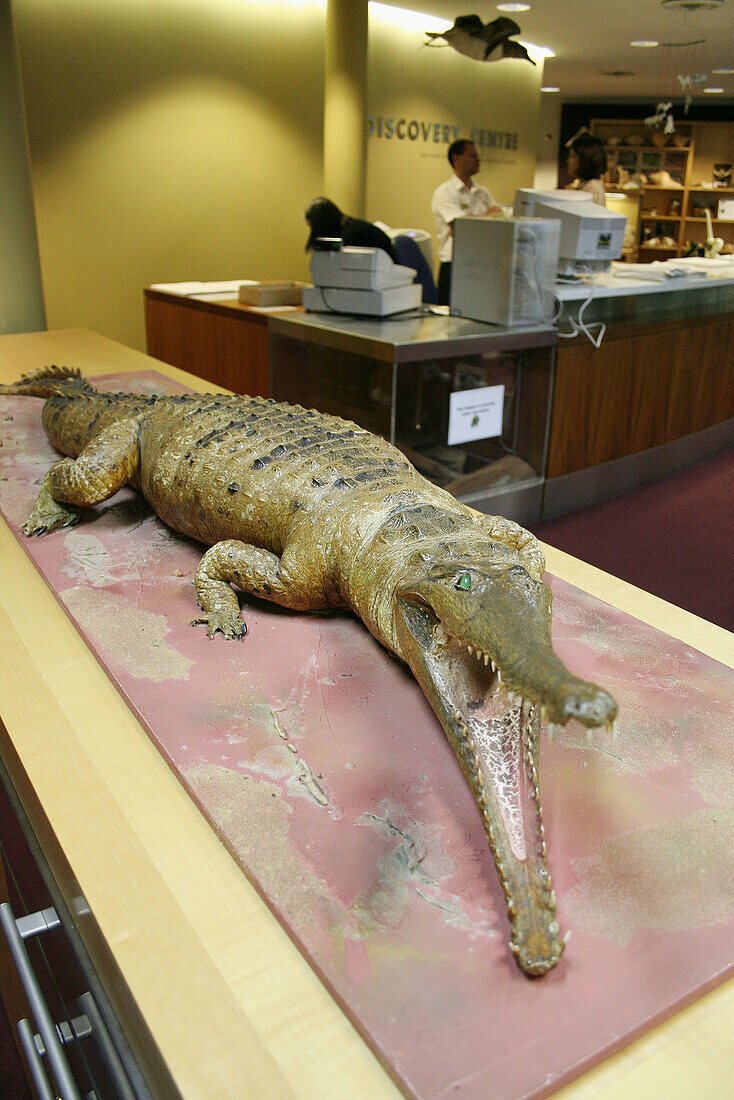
[0,329,732,1098]
[556,260,734,301]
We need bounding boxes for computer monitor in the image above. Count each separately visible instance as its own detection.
[514,189,627,275]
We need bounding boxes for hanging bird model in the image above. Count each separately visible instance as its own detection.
[425,15,536,65]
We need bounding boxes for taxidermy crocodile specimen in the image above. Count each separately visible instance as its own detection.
[1,367,617,976]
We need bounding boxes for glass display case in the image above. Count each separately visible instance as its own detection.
[268,311,556,523]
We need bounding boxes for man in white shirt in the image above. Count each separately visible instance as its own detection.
[431,139,503,305]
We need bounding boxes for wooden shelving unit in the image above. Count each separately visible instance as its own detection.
[589,118,734,261]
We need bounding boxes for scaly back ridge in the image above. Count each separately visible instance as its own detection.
[0,365,98,399]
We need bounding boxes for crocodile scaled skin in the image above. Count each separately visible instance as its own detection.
[1,367,618,976]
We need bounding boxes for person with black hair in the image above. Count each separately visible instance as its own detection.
[566,135,607,206]
[304,197,395,259]
[430,139,503,306]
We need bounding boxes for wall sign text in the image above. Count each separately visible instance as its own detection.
[367,116,519,151]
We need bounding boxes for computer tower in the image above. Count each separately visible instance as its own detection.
[450,217,560,326]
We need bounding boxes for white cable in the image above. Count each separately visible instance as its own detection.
[555,267,606,348]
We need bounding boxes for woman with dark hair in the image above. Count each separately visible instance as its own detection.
[566,135,607,206]
[305,197,395,259]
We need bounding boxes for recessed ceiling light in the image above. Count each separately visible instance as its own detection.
[520,42,555,59]
[703,86,725,93]
[541,86,560,92]
[497,3,531,11]
[630,40,660,47]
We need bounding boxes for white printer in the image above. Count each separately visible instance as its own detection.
[303,244,422,316]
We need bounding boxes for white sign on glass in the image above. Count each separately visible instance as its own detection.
[447,385,504,446]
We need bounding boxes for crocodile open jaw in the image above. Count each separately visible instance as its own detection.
[395,559,617,976]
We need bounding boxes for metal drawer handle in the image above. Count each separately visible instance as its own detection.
[17,1018,56,1100]
[0,901,82,1100]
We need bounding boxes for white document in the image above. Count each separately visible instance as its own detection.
[447,385,504,446]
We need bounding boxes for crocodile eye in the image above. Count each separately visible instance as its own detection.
[455,572,472,591]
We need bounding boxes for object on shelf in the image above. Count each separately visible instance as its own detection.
[648,170,682,187]
[644,237,678,249]
[703,210,724,258]
[713,163,732,187]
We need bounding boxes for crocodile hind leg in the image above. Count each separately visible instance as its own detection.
[23,418,141,535]
[193,538,334,639]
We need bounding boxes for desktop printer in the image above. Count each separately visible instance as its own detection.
[303,243,422,316]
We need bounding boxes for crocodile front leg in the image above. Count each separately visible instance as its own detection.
[24,418,141,535]
[193,538,338,638]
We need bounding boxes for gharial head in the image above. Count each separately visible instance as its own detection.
[392,543,617,975]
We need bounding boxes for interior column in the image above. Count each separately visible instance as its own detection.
[323,0,368,217]
[0,0,46,334]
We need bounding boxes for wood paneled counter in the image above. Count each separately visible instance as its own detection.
[144,283,295,397]
[4,330,729,1097]
[548,266,734,516]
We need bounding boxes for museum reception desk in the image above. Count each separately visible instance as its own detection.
[1,329,732,1099]
[145,266,734,524]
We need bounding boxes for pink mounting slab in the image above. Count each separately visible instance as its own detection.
[1,373,732,1099]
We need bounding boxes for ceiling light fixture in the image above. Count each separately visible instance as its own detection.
[702,86,725,92]
[497,3,531,10]
[630,40,660,47]
[712,68,734,74]
[541,86,560,92]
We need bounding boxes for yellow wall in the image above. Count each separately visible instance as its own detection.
[366,14,543,235]
[13,1,543,351]
[14,0,325,350]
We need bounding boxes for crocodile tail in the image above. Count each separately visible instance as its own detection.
[0,365,97,398]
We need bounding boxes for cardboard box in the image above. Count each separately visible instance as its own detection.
[238,281,304,307]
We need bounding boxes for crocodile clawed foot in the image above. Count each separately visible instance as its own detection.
[23,483,81,536]
[191,613,247,639]
[23,505,80,536]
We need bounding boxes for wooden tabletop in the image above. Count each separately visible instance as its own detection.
[0,329,731,1098]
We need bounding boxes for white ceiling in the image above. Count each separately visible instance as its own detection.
[388,0,734,101]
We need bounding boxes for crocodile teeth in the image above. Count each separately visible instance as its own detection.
[484,653,490,667]
[563,930,572,945]
[467,644,474,656]
[548,722,557,741]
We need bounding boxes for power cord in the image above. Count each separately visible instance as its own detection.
[554,267,606,348]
